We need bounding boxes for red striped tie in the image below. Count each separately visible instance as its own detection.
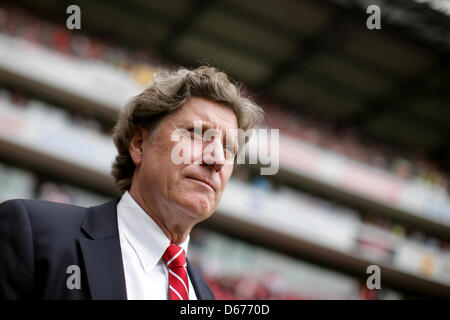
[162,243,189,300]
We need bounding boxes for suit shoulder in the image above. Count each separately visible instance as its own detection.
[1,198,86,215]
[1,198,88,230]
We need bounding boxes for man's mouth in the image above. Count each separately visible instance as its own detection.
[186,177,216,192]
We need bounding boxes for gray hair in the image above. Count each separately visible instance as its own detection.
[111,65,265,194]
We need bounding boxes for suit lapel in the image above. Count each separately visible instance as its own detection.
[187,260,215,300]
[79,199,127,300]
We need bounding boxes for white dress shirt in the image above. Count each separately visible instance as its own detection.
[117,191,198,300]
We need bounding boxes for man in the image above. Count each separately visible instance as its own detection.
[0,66,264,299]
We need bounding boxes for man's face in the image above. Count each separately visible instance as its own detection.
[130,97,238,223]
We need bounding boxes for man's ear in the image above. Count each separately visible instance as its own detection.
[129,128,148,166]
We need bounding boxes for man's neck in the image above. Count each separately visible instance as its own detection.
[127,187,193,244]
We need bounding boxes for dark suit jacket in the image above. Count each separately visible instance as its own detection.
[0,198,215,300]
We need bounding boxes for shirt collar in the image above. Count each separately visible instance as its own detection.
[117,191,190,270]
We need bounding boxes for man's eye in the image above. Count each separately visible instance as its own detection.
[188,128,202,137]
[224,145,235,155]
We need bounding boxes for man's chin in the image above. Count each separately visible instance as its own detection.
[179,194,215,220]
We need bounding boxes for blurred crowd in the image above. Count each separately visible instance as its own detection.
[203,275,399,300]
[263,103,449,190]
[204,274,306,300]
[1,5,447,193]
[0,5,448,192]
[0,5,159,87]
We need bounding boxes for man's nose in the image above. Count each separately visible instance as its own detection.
[202,139,225,171]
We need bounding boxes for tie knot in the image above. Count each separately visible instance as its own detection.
[162,243,186,268]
